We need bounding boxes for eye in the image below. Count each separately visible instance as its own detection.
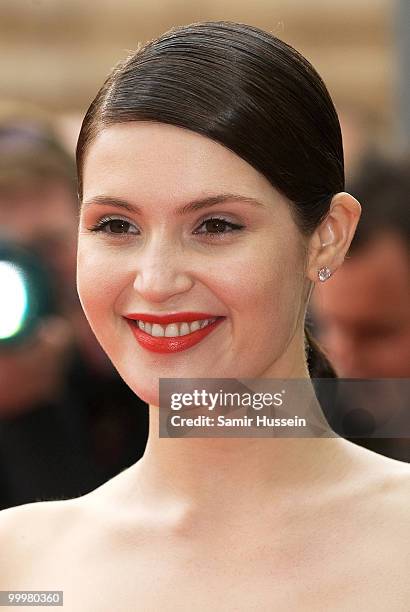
[88,216,139,235]
[86,215,245,238]
[194,217,245,236]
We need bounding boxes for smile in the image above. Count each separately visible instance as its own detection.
[136,318,216,337]
[124,313,225,353]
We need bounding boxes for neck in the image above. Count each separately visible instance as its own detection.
[126,375,346,516]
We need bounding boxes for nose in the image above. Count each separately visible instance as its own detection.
[132,237,194,303]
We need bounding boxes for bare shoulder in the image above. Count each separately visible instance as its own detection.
[346,439,410,498]
[0,498,83,587]
[376,455,410,523]
[344,441,410,552]
[378,455,410,526]
[369,453,410,581]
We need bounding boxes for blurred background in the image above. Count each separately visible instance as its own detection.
[0,0,409,510]
[1,0,409,157]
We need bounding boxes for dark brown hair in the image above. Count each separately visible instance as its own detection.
[76,20,342,378]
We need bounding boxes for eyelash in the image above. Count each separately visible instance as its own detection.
[87,215,245,239]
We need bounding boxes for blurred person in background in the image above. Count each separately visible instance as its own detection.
[0,108,148,509]
[310,153,410,461]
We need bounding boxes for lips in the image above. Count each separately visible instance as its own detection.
[124,313,225,353]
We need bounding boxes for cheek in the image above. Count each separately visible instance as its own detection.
[76,242,122,330]
[209,239,304,337]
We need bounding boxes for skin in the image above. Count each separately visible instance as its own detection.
[0,122,409,611]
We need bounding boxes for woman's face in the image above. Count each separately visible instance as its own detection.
[77,122,308,406]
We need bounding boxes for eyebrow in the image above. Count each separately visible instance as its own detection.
[81,193,266,216]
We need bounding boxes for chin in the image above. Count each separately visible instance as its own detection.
[116,367,159,407]
[134,385,159,408]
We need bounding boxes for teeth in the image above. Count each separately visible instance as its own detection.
[151,323,165,337]
[164,324,178,337]
[179,322,190,336]
[190,320,201,332]
[137,318,217,337]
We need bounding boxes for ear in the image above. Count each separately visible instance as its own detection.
[305,192,362,282]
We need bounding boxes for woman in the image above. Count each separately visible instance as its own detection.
[1,21,409,611]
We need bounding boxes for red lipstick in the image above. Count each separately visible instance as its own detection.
[124,312,225,353]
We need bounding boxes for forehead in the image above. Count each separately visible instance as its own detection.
[81,122,279,205]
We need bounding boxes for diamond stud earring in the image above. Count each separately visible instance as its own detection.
[318,266,332,282]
